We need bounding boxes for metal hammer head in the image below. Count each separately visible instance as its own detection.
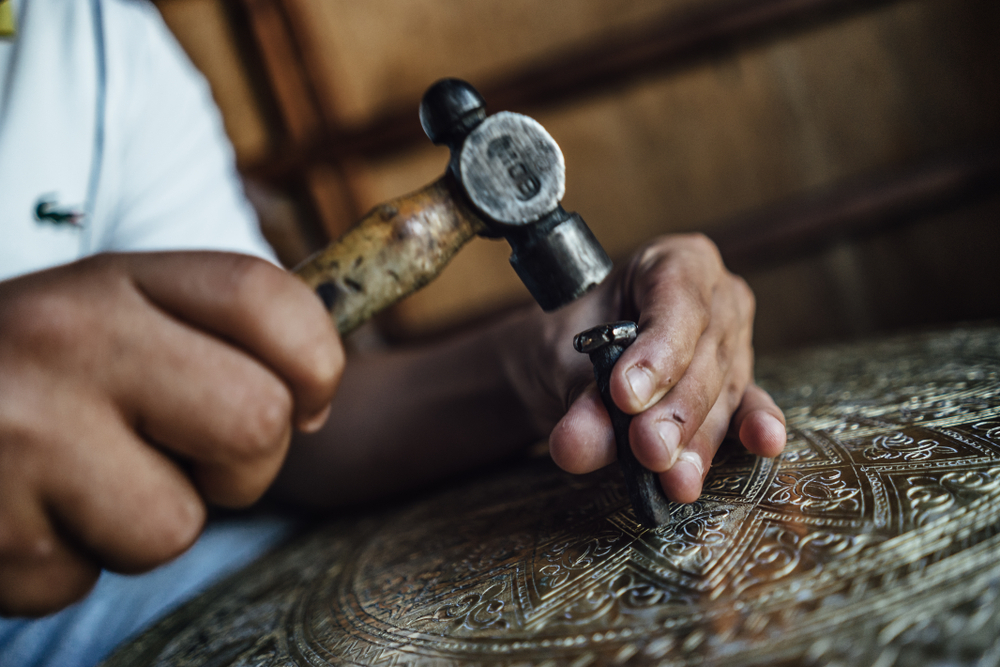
[419,79,613,312]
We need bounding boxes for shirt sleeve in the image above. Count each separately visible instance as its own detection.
[88,0,276,263]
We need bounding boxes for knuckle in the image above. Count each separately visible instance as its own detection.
[629,239,684,291]
[303,327,344,397]
[0,401,41,462]
[680,275,713,316]
[234,381,293,461]
[145,495,205,564]
[683,231,713,251]
[633,240,667,273]
[724,377,746,410]
[731,274,756,319]
[1,289,82,353]
[227,254,283,308]
[715,333,734,368]
[0,515,50,561]
[0,258,130,361]
[682,232,723,266]
[209,254,281,317]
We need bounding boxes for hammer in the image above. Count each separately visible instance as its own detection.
[293,78,612,334]
[293,79,670,526]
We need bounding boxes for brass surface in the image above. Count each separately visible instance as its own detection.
[105,326,1000,666]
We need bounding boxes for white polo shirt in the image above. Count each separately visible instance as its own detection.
[0,0,273,283]
[0,4,288,664]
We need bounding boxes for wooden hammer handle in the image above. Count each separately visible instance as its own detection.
[293,176,486,335]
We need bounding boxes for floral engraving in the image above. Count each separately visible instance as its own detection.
[703,473,747,495]
[732,526,871,594]
[536,531,622,593]
[417,581,508,630]
[973,420,1000,443]
[767,469,861,513]
[778,435,826,464]
[903,468,1000,527]
[653,505,731,571]
[863,432,957,462]
[548,571,698,629]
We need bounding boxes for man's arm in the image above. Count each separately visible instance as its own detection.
[273,233,786,509]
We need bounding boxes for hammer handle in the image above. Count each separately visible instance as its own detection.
[294,176,486,335]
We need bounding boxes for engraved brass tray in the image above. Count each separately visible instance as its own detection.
[105,326,1000,666]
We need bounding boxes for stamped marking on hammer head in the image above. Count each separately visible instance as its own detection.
[460,112,565,224]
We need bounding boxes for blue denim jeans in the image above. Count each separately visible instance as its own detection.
[0,515,295,667]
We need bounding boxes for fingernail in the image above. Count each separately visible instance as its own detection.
[298,404,331,433]
[625,366,654,408]
[656,420,681,468]
[678,450,704,479]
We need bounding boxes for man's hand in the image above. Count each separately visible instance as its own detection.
[505,234,786,504]
[0,252,342,617]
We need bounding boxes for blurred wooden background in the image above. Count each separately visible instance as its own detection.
[153,0,1000,351]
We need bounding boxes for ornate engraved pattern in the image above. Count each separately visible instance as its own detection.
[766,469,862,513]
[104,325,1000,667]
[864,432,958,461]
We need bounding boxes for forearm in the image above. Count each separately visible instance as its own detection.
[271,308,544,509]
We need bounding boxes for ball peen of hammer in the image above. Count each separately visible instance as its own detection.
[294,78,613,334]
